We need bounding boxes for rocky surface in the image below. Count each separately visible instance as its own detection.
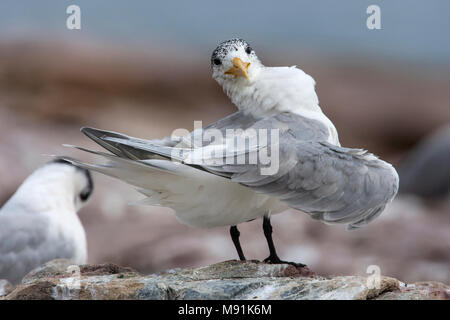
[3,259,449,300]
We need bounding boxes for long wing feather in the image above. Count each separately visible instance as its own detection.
[75,112,398,229]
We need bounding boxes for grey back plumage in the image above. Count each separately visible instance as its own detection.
[0,213,76,284]
[202,111,330,143]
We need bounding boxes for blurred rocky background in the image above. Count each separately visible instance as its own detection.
[0,1,449,285]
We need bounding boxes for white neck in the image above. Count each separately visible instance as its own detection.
[217,65,341,145]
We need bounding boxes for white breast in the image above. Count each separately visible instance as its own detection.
[223,66,341,146]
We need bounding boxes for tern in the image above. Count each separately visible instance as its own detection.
[63,39,399,266]
[0,159,93,284]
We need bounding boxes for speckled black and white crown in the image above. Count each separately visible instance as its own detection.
[211,38,251,67]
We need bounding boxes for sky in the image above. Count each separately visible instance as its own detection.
[0,0,449,64]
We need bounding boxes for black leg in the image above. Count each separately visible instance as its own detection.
[230,225,246,261]
[263,216,306,267]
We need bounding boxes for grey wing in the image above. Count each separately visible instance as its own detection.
[79,111,330,161]
[0,213,75,284]
[81,127,182,160]
[78,112,331,177]
[81,111,329,151]
[203,137,399,229]
[194,113,396,227]
[77,113,398,229]
[80,112,259,159]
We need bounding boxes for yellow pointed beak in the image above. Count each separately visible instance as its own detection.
[224,57,251,80]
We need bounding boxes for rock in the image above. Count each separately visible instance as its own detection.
[21,259,76,284]
[4,260,449,300]
[21,259,139,284]
[377,281,450,300]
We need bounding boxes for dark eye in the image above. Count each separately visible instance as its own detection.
[79,188,92,202]
[245,46,252,54]
[213,58,222,66]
